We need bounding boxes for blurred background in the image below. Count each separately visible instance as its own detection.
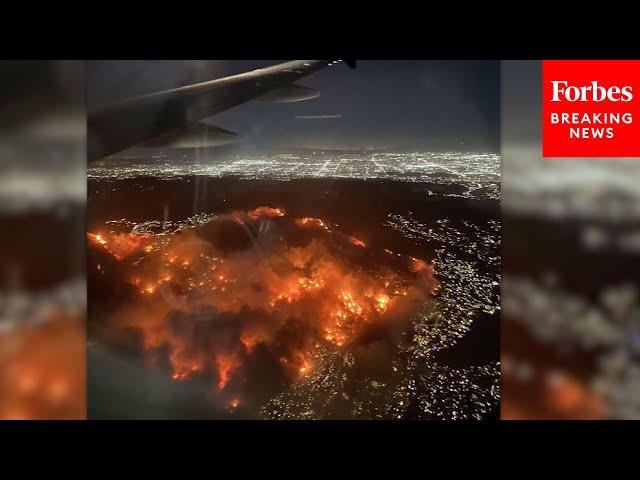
[501,60,640,419]
[1,59,638,420]
[0,61,86,419]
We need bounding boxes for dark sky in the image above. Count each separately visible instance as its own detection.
[88,60,500,152]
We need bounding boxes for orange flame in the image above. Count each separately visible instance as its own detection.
[347,235,366,247]
[295,217,332,232]
[90,207,437,391]
[216,353,242,390]
[248,206,285,220]
[87,231,153,261]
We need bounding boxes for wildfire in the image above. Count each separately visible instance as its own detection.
[409,256,430,273]
[375,294,390,314]
[347,235,366,248]
[247,206,285,220]
[295,217,332,232]
[216,353,241,390]
[89,207,437,393]
[87,231,153,261]
[298,360,311,376]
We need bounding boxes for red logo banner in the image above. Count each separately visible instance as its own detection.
[542,60,640,157]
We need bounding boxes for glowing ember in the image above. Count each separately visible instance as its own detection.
[347,235,366,247]
[375,294,390,313]
[87,231,152,261]
[88,207,437,392]
[247,206,285,220]
[409,256,429,272]
[295,217,332,232]
[216,353,241,390]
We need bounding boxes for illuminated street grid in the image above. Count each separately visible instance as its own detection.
[88,150,502,419]
[262,214,501,419]
[90,151,500,197]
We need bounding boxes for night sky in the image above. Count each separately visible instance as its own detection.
[88,60,500,153]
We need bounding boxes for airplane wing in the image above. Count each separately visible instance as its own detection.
[88,60,355,162]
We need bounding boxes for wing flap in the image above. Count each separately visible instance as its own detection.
[140,123,237,149]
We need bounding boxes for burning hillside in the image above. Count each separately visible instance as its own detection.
[87,207,437,394]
